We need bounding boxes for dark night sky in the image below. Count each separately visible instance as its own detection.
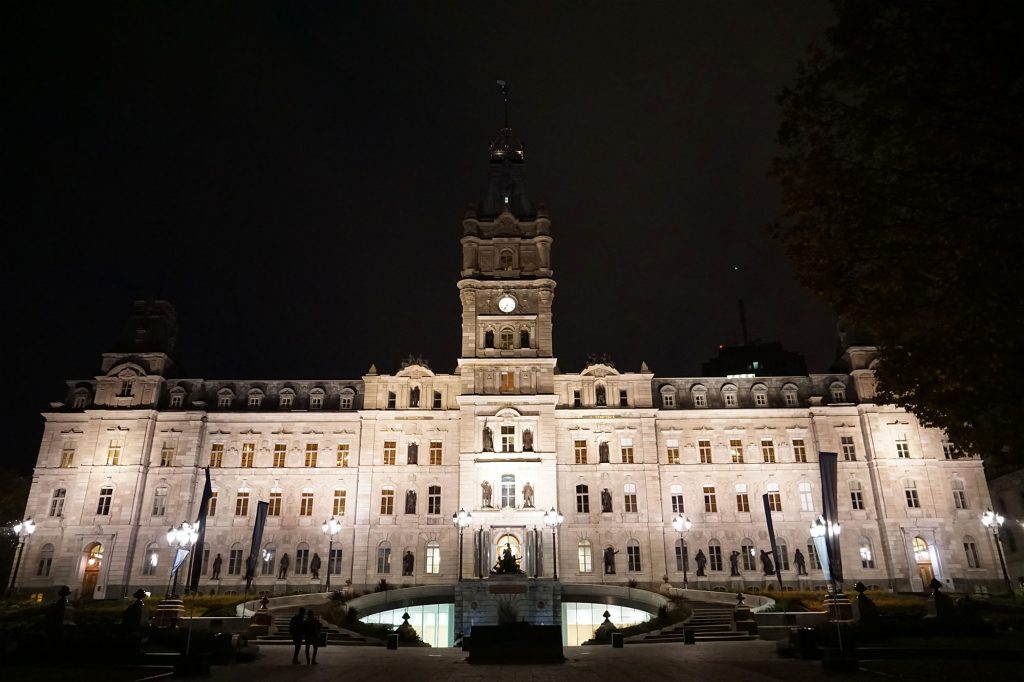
[3,1,840,473]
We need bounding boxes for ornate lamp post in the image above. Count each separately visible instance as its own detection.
[321,516,343,592]
[452,508,472,581]
[165,520,199,598]
[6,518,36,599]
[671,514,691,588]
[543,508,564,580]
[981,509,1013,595]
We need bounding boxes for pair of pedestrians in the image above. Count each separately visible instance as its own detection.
[289,607,322,664]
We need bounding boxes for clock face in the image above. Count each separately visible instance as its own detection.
[497,295,517,313]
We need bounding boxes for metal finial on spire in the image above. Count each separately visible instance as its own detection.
[497,79,509,128]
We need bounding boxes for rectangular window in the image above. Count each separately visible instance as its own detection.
[300,492,314,516]
[742,544,756,571]
[501,477,515,508]
[273,443,287,467]
[428,485,441,515]
[235,491,250,516]
[296,548,310,574]
[426,545,440,574]
[336,443,350,467]
[217,393,231,408]
[792,438,807,463]
[574,440,588,465]
[268,491,281,516]
[964,541,980,569]
[576,485,590,513]
[429,441,443,465]
[432,391,442,409]
[60,443,76,468]
[860,544,875,569]
[703,486,718,513]
[942,442,955,460]
[96,487,113,515]
[729,439,744,464]
[623,484,638,513]
[228,549,243,575]
[694,392,706,407]
[573,390,582,407]
[799,484,814,512]
[905,483,920,509]
[501,426,515,453]
[304,443,318,467]
[724,392,737,407]
[241,442,255,468]
[387,391,396,409]
[841,436,856,461]
[328,548,343,574]
[380,489,395,515]
[619,389,628,407]
[675,542,687,572]
[280,393,293,409]
[377,546,391,574]
[761,439,776,463]
[620,438,634,464]
[777,544,790,571]
[159,442,175,467]
[808,544,821,570]
[708,545,723,571]
[38,554,54,577]
[666,439,680,464]
[627,544,641,572]
[500,371,515,392]
[383,441,397,465]
[736,484,750,513]
[152,488,167,516]
[953,487,968,510]
[310,394,323,409]
[209,443,224,468]
[850,482,865,510]
[671,491,685,514]
[755,392,767,406]
[579,543,593,573]
[333,490,346,516]
[663,392,676,407]
[341,394,354,409]
[766,484,783,512]
[698,440,712,464]
[169,394,183,408]
[895,436,910,459]
[208,491,218,517]
[784,392,798,407]
[107,440,122,466]
[50,489,66,517]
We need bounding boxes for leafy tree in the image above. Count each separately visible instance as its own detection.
[0,470,31,592]
[772,1,1024,469]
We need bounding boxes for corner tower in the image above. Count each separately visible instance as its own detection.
[457,125,556,395]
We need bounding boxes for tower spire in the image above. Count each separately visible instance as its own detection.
[497,79,509,128]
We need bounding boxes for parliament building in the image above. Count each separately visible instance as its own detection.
[18,124,1001,602]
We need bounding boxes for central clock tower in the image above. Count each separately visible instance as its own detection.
[456,125,556,395]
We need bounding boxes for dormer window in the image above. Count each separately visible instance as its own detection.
[660,385,677,408]
[691,384,708,408]
[168,387,185,408]
[722,384,738,407]
[499,250,514,271]
[752,383,768,407]
[309,388,325,410]
[119,379,134,398]
[782,383,799,407]
[387,391,396,409]
[247,389,264,409]
[830,382,847,403]
[279,389,295,409]
[340,388,355,410]
[217,389,234,409]
[72,389,90,409]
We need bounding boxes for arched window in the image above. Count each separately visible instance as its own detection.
[37,543,55,577]
[776,537,790,570]
[377,541,392,574]
[308,388,325,409]
[951,479,968,509]
[142,542,159,576]
[781,383,799,407]
[261,543,276,576]
[499,327,514,350]
[339,387,355,410]
[660,384,677,408]
[578,539,593,573]
[963,535,981,568]
[520,328,530,348]
[741,538,756,571]
[912,536,929,563]
[279,388,295,409]
[859,537,876,568]
[708,539,723,571]
[484,330,495,348]
[216,387,234,408]
[229,542,244,575]
[49,488,67,517]
[806,539,822,570]
[168,386,185,408]
[247,388,264,408]
[499,250,514,271]
[425,541,441,574]
[296,542,310,574]
[626,539,641,572]
[674,538,687,572]
[595,385,607,406]
[751,383,769,407]
[72,387,91,409]
[721,384,738,407]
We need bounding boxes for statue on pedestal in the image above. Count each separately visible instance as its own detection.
[410,386,420,407]
[482,425,493,452]
[407,442,418,465]
[402,550,414,576]
[310,553,321,580]
[760,549,775,576]
[599,441,610,463]
[603,547,619,574]
[405,489,417,514]
[794,548,807,576]
[522,428,534,451]
[601,488,613,513]
[695,549,707,576]
[481,480,493,508]
[278,553,290,580]
[729,550,741,576]
[522,482,534,508]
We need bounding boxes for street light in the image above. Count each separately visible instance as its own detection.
[981,509,1013,595]
[543,508,564,580]
[6,518,36,599]
[672,514,691,588]
[321,517,343,592]
[452,508,472,581]
[165,520,199,598]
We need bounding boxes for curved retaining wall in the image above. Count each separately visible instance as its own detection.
[664,587,776,612]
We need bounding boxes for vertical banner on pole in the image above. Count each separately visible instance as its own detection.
[818,451,843,582]
[762,494,784,590]
[244,501,269,591]
[188,467,213,593]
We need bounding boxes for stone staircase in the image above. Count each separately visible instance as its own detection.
[254,612,383,647]
[630,607,757,644]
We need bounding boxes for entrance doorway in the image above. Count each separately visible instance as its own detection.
[912,536,934,586]
[81,543,103,600]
